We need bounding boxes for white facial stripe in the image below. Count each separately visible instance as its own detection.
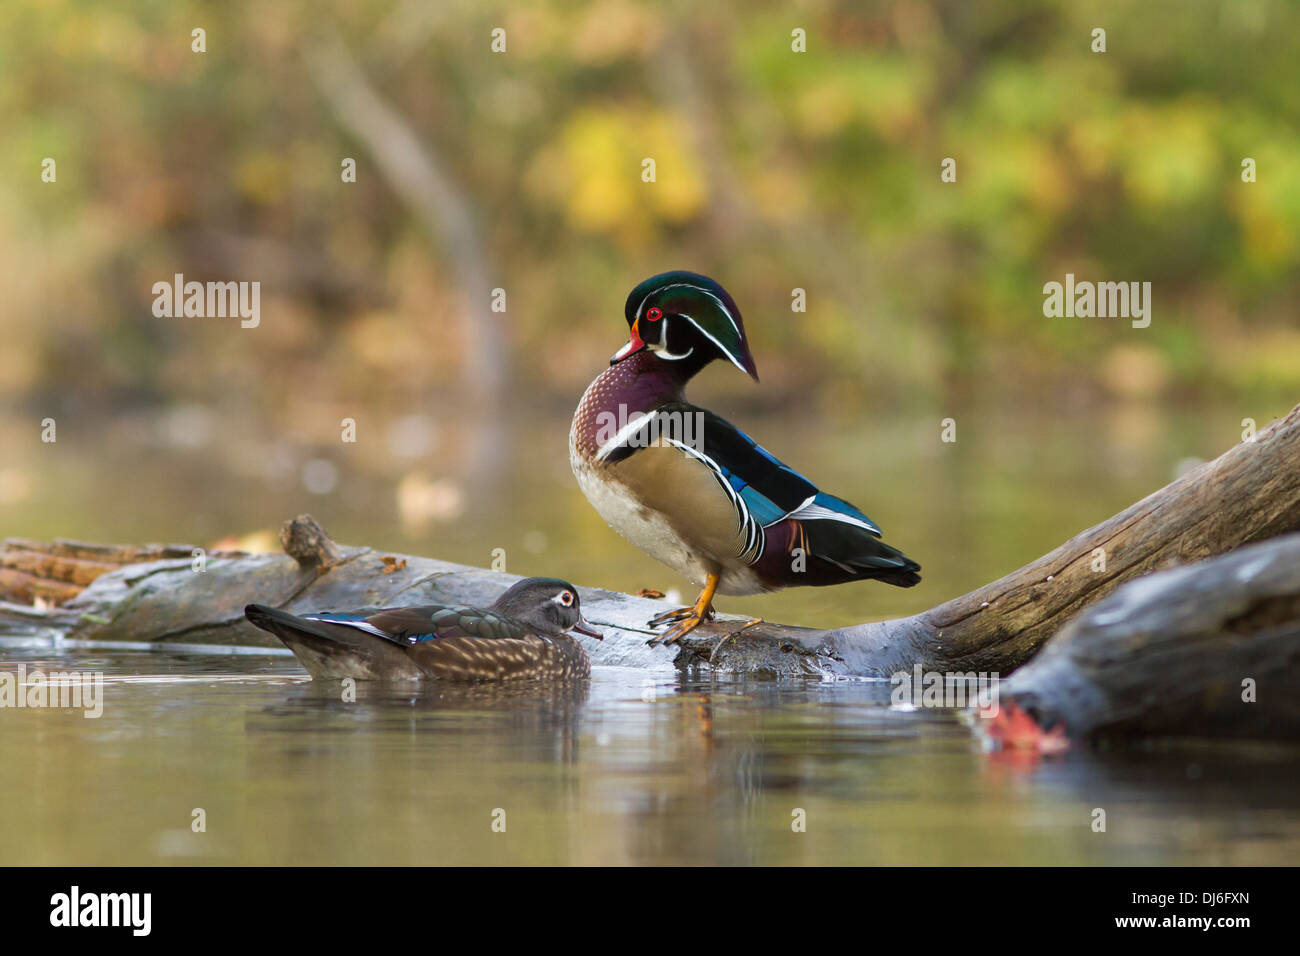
[688,286,742,338]
[679,316,749,374]
[655,317,695,361]
[636,282,748,373]
[638,282,742,338]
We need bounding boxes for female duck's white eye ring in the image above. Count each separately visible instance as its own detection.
[559,591,574,607]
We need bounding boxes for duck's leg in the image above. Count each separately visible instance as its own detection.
[647,573,719,645]
[647,574,719,628]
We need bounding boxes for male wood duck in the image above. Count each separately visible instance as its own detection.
[244,577,602,681]
[570,270,920,645]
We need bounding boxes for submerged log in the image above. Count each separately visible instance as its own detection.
[1,403,1298,687]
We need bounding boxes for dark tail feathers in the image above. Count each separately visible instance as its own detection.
[243,604,423,680]
[804,522,922,588]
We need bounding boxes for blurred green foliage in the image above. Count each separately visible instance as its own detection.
[2,0,1298,424]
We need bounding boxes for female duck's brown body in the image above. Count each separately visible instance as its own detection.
[245,578,602,681]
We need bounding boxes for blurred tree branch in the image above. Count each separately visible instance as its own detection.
[302,32,507,408]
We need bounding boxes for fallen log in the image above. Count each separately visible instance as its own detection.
[0,538,239,607]
[1,403,1297,685]
[975,533,1300,745]
[798,400,1300,677]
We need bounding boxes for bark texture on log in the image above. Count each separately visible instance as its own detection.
[982,534,1300,744]
[767,401,1300,678]
[0,538,237,607]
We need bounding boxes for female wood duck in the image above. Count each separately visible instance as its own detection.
[244,578,602,681]
[570,270,920,645]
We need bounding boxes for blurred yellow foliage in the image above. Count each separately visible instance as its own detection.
[1119,102,1219,208]
[1,0,1297,416]
[528,108,706,236]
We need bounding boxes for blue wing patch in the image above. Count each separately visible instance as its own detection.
[722,469,788,525]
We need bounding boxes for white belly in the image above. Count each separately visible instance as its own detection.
[571,452,710,586]
[569,441,765,596]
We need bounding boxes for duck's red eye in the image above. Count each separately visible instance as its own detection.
[645,307,663,321]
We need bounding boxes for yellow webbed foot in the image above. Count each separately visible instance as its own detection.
[648,607,713,645]
[647,573,720,646]
[647,604,698,628]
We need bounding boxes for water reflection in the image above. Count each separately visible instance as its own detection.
[257,678,592,767]
[1,648,1296,865]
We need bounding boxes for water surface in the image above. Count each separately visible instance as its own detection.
[2,647,1295,865]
